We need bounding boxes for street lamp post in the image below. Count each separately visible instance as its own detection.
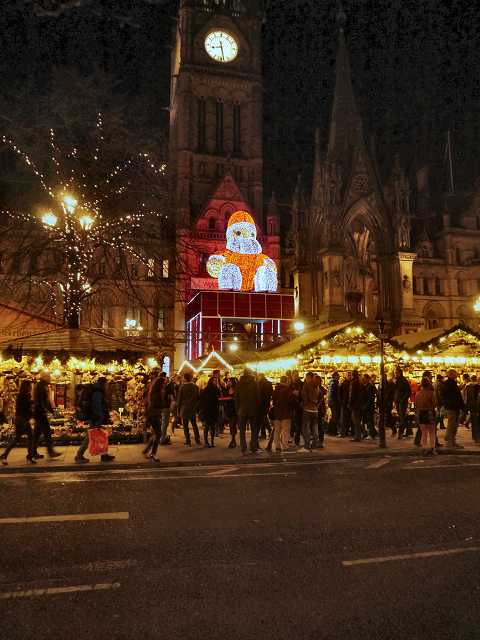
[42,195,94,330]
[377,317,388,449]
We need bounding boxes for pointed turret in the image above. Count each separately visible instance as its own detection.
[266,192,280,237]
[311,128,325,211]
[327,5,362,170]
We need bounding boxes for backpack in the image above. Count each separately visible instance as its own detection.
[75,383,94,421]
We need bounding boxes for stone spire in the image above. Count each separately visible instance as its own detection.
[327,5,363,171]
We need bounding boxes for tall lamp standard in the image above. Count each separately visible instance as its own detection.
[377,317,388,449]
[42,195,94,330]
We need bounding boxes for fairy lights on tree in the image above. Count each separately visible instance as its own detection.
[0,68,176,335]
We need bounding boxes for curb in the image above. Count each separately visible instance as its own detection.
[1,445,479,475]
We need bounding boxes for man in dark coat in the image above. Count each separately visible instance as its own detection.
[258,373,273,440]
[348,369,364,442]
[362,373,377,439]
[33,371,61,459]
[235,367,261,456]
[75,377,115,463]
[271,376,296,451]
[338,371,352,437]
[177,372,200,445]
[394,367,412,438]
[326,372,340,436]
[443,369,465,449]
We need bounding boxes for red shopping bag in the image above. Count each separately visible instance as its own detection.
[88,428,109,455]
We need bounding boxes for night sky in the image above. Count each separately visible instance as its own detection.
[1,0,480,207]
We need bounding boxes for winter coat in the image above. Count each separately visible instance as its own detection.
[339,379,351,406]
[465,381,480,412]
[301,379,319,412]
[328,378,340,408]
[235,374,261,417]
[272,383,296,421]
[33,379,54,419]
[393,375,411,404]
[362,382,376,413]
[348,378,364,411]
[414,389,436,411]
[222,388,238,419]
[433,379,445,407]
[177,382,199,418]
[15,391,33,420]
[91,381,108,426]
[258,377,273,412]
[201,383,221,423]
[442,377,464,411]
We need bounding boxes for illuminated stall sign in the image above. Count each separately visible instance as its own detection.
[206,211,277,292]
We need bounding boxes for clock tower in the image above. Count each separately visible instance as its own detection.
[169,0,265,225]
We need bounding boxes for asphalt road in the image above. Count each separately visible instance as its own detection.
[1,456,480,640]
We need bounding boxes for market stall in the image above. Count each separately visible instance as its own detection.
[0,327,160,448]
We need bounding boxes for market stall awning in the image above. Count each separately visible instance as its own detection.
[390,327,447,350]
[0,327,157,355]
[260,322,354,360]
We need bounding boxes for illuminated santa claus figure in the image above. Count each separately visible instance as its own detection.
[206,210,277,292]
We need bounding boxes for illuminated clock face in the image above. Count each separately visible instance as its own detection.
[205,30,238,62]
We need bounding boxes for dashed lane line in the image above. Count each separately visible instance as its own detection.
[206,466,239,475]
[0,582,121,599]
[343,546,480,566]
[0,512,129,524]
[366,459,391,469]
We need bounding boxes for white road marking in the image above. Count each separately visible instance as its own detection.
[3,472,297,483]
[206,466,239,476]
[0,512,129,524]
[401,463,480,470]
[343,545,480,566]
[0,582,121,599]
[366,459,391,469]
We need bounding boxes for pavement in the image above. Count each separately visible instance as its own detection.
[1,424,479,472]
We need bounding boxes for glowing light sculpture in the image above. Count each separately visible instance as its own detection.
[206,211,277,292]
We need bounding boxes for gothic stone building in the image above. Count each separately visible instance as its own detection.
[170,1,480,368]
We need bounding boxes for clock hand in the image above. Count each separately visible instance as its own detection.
[220,42,224,61]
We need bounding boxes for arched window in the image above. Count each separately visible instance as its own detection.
[434,277,441,296]
[457,278,463,296]
[475,247,480,260]
[423,276,429,294]
[208,217,216,231]
[412,275,417,293]
[233,103,242,155]
[456,247,461,264]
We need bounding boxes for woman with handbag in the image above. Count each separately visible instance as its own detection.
[143,377,167,462]
[1,379,35,465]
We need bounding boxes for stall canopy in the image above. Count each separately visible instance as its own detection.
[259,322,354,361]
[178,348,259,375]
[0,327,157,359]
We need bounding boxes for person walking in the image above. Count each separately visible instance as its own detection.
[258,373,273,440]
[394,367,412,439]
[443,369,465,449]
[1,380,36,465]
[415,377,437,456]
[348,369,364,442]
[32,371,61,459]
[299,371,320,452]
[200,375,221,447]
[383,373,396,435]
[222,377,238,449]
[177,372,200,446]
[235,367,261,456]
[327,372,340,436]
[74,377,115,463]
[142,376,168,462]
[271,376,296,452]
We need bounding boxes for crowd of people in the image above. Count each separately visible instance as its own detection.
[1,364,477,464]
[139,364,479,460]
